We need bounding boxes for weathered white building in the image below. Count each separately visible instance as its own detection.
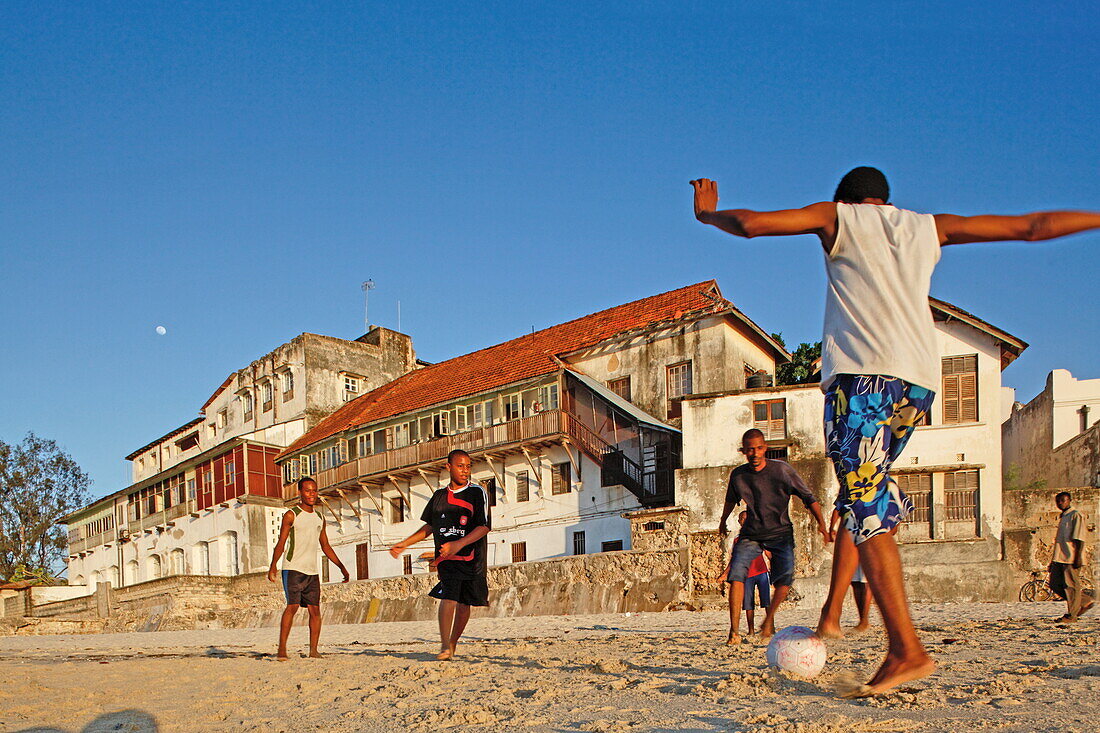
[1002,369,1100,491]
[274,281,790,581]
[61,329,418,588]
[677,297,1028,600]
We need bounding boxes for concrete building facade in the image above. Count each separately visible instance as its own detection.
[677,298,1028,602]
[62,329,418,588]
[1002,369,1100,491]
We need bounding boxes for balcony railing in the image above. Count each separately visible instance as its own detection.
[302,409,618,497]
[126,500,197,535]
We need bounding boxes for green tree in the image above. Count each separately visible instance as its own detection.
[770,333,822,386]
[0,433,91,581]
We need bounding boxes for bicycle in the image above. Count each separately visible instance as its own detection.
[1019,570,1095,602]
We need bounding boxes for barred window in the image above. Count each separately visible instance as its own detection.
[944,470,979,521]
[511,542,527,563]
[897,473,932,523]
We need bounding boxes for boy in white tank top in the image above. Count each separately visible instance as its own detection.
[267,477,349,660]
[691,167,1100,696]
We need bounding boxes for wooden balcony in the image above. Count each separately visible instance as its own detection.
[298,409,613,498]
[126,500,197,535]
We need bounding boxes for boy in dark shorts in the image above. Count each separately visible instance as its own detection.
[720,512,772,640]
[267,477,349,660]
[390,449,491,660]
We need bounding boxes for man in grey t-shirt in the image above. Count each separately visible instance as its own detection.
[720,429,829,644]
[1049,491,1094,621]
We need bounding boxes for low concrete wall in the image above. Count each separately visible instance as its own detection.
[5,547,690,634]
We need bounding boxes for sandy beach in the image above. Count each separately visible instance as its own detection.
[2,601,1097,733]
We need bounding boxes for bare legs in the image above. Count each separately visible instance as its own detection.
[276,605,297,660]
[726,581,745,644]
[276,604,322,659]
[436,599,472,660]
[817,528,861,638]
[758,585,790,639]
[845,532,934,697]
[852,581,872,632]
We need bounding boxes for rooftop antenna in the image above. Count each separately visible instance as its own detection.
[396,300,401,332]
[361,280,376,332]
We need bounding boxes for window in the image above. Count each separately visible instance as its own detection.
[505,394,521,421]
[224,460,235,487]
[942,355,978,424]
[483,477,497,508]
[642,521,665,532]
[356,543,370,580]
[551,462,571,495]
[573,531,586,555]
[666,361,693,419]
[944,470,979,521]
[308,453,318,476]
[471,402,484,428]
[897,473,932,523]
[356,433,372,457]
[261,381,273,411]
[434,411,451,437]
[344,375,360,396]
[402,555,413,575]
[225,531,239,575]
[241,392,254,422]
[601,540,624,552]
[395,423,410,448]
[389,496,405,524]
[753,399,786,440]
[281,370,294,400]
[608,377,632,402]
[176,432,199,451]
[217,410,228,429]
[765,446,789,461]
[455,406,468,432]
[169,549,185,576]
[511,542,527,563]
[186,477,196,501]
[538,384,559,411]
[319,449,331,472]
[516,470,530,502]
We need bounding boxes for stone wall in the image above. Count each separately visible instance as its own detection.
[1002,485,1099,596]
[4,547,689,634]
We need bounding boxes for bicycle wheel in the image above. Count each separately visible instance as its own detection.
[1020,579,1046,602]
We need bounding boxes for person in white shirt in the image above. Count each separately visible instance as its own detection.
[691,167,1100,696]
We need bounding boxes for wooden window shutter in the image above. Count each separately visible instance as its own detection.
[299,455,310,476]
[355,543,370,580]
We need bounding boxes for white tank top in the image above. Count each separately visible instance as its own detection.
[282,506,324,575]
[821,203,941,392]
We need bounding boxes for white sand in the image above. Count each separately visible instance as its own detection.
[1,602,1097,732]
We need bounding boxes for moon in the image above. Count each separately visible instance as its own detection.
[155,326,167,336]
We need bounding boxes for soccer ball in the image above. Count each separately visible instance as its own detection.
[765,626,827,678]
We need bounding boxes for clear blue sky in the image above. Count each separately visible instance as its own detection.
[2,3,1097,501]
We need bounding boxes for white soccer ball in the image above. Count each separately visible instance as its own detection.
[765,625,827,678]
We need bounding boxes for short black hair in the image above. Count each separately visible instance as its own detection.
[298,477,317,491]
[834,166,890,204]
[447,449,470,464]
[742,428,765,443]
[1056,491,1072,502]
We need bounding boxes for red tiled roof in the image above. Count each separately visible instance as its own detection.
[278,281,740,460]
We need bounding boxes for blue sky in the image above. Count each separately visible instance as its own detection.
[2,2,1097,501]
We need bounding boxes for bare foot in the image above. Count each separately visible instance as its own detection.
[1078,601,1095,617]
[816,622,844,640]
[276,653,289,662]
[841,654,936,698]
[851,622,871,634]
[726,632,742,646]
[435,648,454,661]
[758,625,775,641]
[308,650,324,658]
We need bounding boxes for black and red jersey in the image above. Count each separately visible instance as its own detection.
[420,483,491,577]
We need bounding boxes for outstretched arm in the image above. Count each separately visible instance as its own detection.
[935,211,1100,246]
[267,511,294,582]
[691,178,837,243]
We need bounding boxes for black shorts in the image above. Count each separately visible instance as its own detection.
[429,573,489,607]
[282,569,321,607]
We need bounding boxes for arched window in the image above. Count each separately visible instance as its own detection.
[126,560,139,585]
[170,548,186,576]
[108,566,120,587]
[224,532,239,575]
[147,554,162,580]
[195,542,210,575]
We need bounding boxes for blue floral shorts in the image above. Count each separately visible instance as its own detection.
[824,374,935,545]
